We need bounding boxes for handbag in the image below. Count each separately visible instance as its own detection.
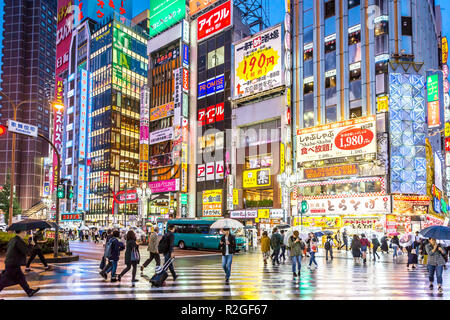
[131,246,140,262]
[411,248,417,255]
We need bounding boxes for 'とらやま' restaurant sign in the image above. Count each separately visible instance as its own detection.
[304,196,391,216]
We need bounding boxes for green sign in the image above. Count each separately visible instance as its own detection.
[180,194,188,205]
[427,74,439,102]
[300,200,308,214]
[149,0,186,38]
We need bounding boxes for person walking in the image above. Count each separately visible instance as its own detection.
[371,234,380,261]
[380,234,389,254]
[391,235,400,261]
[0,229,40,297]
[79,230,84,242]
[100,230,125,282]
[25,228,51,272]
[279,230,287,263]
[307,233,319,269]
[158,224,178,281]
[351,235,362,264]
[219,228,236,283]
[141,227,161,274]
[426,238,447,293]
[117,230,141,284]
[270,228,282,266]
[324,235,334,261]
[339,230,348,251]
[360,234,370,264]
[289,230,304,278]
[335,230,342,251]
[261,231,271,265]
[406,238,419,270]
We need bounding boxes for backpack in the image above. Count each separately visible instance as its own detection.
[104,238,114,259]
[158,234,170,254]
[324,241,331,250]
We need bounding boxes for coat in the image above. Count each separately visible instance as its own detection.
[289,236,303,257]
[5,236,30,267]
[147,232,159,253]
[261,236,270,253]
[219,234,236,256]
[108,237,125,261]
[124,239,138,265]
[270,233,282,250]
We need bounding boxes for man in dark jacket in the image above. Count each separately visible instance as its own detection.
[25,229,50,272]
[100,230,124,282]
[219,228,236,283]
[99,229,113,270]
[160,225,177,281]
[0,229,40,297]
[339,230,348,251]
[270,228,283,265]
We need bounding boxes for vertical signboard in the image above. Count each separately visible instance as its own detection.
[427,72,444,129]
[52,77,64,193]
[78,69,88,160]
[139,87,150,181]
[77,164,85,211]
[56,0,73,75]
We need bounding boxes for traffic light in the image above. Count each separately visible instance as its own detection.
[66,184,74,200]
[300,200,308,214]
[57,184,65,199]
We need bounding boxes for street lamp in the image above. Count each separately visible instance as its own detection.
[0,91,38,226]
[277,170,302,225]
[136,183,152,228]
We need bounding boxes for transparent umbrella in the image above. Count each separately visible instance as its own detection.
[210,218,244,229]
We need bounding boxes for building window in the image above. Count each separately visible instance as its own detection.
[348,4,361,26]
[348,0,360,10]
[304,81,314,94]
[324,17,335,36]
[349,106,362,119]
[326,105,337,123]
[207,46,224,69]
[324,0,335,19]
[303,94,314,128]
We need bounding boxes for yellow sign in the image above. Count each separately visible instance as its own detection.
[280,144,285,174]
[233,189,239,205]
[377,96,389,113]
[443,37,448,65]
[446,123,450,137]
[258,209,270,219]
[255,218,259,223]
[236,47,280,82]
[286,87,291,106]
[293,216,342,228]
[243,168,271,189]
[202,190,222,217]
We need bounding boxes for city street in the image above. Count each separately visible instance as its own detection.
[1,242,449,300]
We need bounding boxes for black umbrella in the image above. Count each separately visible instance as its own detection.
[6,219,53,232]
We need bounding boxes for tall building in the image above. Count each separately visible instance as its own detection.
[291,0,444,234]
[0,0,57,211]
[85,13,149,225]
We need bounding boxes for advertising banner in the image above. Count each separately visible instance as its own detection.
[198,74,225,98]
[189,0,220,16]
[234,25,283,99]
[296,115,377,163]
[77,165,85,211]
[303,164,358,179]
[342,217,384,232]
[78,69,88,160]
[197,1,232,41]
[150,127,174,145]
[202,189,222,217]
[427,73,441,128]
[149,179,179,193]
[52,76,64,193]
[149,0,186,37]
[56,0,73,75]
[243,168,271,188]
[304,195,391,215]
[296,216,342,228]
[150,102,174,121]
[392,195,430,215]
[75,0,133,23]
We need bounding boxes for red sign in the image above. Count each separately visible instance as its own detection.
[335,127,374,151]
[206,106,216,124]
[428,101,440,128]
[197,1,232,41]
[61,214,81,221]
[116,190,139,204]
[446,138,450,152]
[56,0,73,76]
[198,109,206,126]
[183,68,189,91]
[216,103,224,121]
[199,103,225,126]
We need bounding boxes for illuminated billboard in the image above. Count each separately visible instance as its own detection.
[197,1,232,41]
[56,0,73,75]
[149,0,186,38]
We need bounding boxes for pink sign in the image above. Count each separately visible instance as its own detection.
[149,179,179,193]
[51,76,64,193]
[140,126,149,143]
[56,0,73,76]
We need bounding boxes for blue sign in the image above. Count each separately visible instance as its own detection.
[43,182,50,197]
[182,44,189,68]
[434,197,441,213]
[198,74,225,99]
[215,74,225,92]
[198,81,207,98]
[7,119,38,137]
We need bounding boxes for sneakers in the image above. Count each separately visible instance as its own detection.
[438,286,443,293]
[429,284,434,290]
[27,288,40,298]
[111,277,118,283]
[117,275,122,282]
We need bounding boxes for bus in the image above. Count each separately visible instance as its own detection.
[166,219,247,251]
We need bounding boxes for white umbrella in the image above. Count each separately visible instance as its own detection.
[79,225,89,231]
[210,218,244,229]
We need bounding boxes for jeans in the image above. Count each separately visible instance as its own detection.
[0,266,32,295]
[142,252,161,268]
[393,245,398,258]
[164,252,177,279]
[26,248,48,268]
[105,260,118,278]
[428,265,444,285]
[309,252,318,266]
[222,255,233,280]
[280,246,286,261]
[291,255,301,273]
[119,262,137,281]
[340,241,348,250]
[326,248,333,260]
[272,248,280,264]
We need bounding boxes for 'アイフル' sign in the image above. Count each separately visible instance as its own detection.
[197,1,232,41]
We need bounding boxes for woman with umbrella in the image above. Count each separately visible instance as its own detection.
[391,235,401,261]
[425,238,447,293]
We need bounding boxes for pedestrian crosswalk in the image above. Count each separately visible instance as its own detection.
[1,252,448,300]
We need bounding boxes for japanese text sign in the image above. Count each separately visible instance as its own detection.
[197,1,231,41]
